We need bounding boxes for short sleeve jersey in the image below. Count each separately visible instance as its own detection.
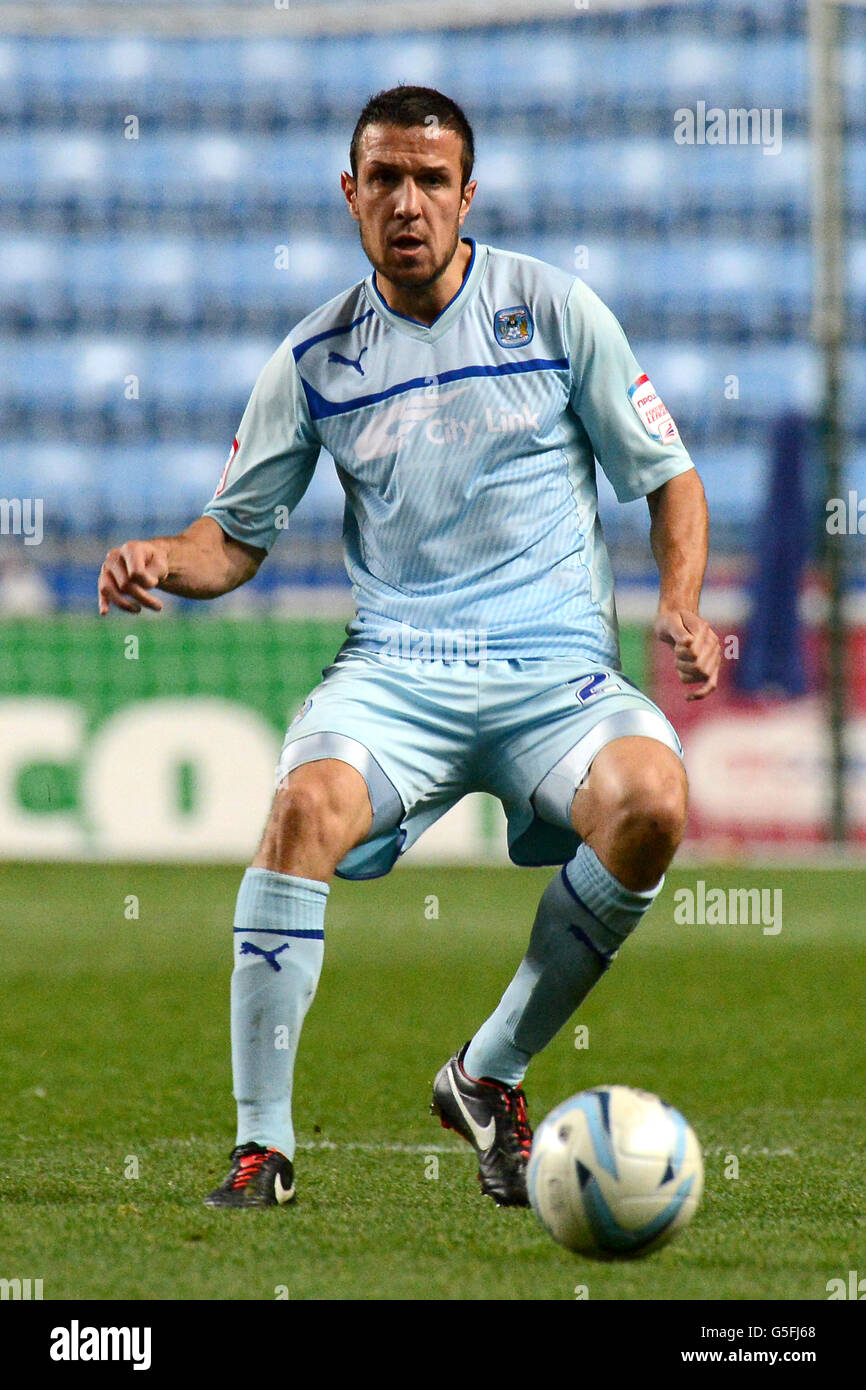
[203,238,693,665]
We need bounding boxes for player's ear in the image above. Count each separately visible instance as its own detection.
[458,178,477,223]
[341,170,360,221]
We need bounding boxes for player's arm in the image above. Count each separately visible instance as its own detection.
[98,516,265,614]
[98,335,320,616]
[564,277,719,701]
[647,470,720,701]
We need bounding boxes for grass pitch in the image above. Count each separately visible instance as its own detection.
[1,862,864,1302]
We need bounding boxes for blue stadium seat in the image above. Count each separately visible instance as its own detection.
[1,7,864,599]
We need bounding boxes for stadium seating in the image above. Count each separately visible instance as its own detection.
[1,3,864,605]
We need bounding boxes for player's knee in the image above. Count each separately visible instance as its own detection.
[609,762,688,865]
[270,767,370,862]
[274,778,330,844]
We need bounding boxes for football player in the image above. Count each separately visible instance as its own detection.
[98,86,720,1210]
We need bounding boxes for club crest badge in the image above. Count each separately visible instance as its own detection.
[290,697,313,727]
[493,305,533,348]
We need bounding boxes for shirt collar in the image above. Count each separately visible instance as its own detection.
[365,238,486,342]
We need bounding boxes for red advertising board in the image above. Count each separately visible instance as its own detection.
[651,624,866,848]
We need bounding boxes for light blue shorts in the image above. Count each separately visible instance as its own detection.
[275,646,683,880]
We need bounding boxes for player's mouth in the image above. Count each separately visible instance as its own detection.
[390,233,426,254]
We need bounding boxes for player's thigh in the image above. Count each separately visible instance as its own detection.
[278,661,473,816]
[569,735,688,845]
[268,650,478,878]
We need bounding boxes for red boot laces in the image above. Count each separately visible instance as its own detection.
[231,1149,271,1190]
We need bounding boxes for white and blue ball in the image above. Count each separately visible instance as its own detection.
[527,1085,703,1259]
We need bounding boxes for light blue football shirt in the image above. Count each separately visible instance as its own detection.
[203,238,694,664]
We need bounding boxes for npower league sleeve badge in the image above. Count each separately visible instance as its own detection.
[627,373,680,443]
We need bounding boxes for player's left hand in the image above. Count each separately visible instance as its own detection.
[653,609,720,701]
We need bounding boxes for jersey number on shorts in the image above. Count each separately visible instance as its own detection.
[571,672,625,703]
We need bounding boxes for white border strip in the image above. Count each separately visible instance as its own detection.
[0,0,697,39]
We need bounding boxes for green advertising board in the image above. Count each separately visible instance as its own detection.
[0,617,647,861]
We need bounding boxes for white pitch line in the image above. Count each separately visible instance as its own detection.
[295,1140,798,1157]
[296,1141,466,1153]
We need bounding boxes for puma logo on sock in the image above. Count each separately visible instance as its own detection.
[240,940,291,972]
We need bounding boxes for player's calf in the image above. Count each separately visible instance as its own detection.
[211,759,375,1213]
[459,738,685,1101]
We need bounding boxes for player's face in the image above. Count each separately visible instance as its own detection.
[342,124,476,292]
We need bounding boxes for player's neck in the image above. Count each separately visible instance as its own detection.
[374,238,473,327]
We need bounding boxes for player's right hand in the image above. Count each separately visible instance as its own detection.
[98,540,168,615]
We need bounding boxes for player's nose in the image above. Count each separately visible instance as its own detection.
[393,175,423,217]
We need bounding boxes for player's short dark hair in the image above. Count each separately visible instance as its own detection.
[349,85,475,189]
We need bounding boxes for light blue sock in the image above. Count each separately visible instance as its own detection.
[463,844,663,1087]
[230,866,328,1159]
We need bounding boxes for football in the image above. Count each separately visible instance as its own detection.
[526,1085,704,1259]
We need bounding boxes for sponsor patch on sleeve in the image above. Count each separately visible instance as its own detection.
[215,436,239,497]
[627,374,679,444]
